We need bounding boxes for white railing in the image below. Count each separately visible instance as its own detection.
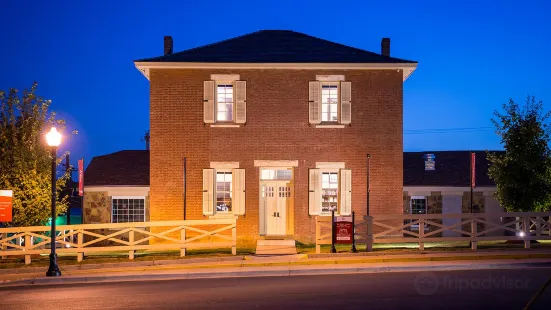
[0,219,237,264]
[316,212,551,253]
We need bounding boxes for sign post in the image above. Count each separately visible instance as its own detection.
[470,152,476,213]
[78,158,84,197]
[0,190,13,223]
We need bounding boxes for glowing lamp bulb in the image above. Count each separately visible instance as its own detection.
[519,232,525,237]
[46,127,62,147]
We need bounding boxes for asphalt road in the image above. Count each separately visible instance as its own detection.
[1,268,551,310]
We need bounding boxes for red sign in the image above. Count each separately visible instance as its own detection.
[0,190,13,222]
[334,216,353,244]
[78,158,84,196]
[471,153,476,189]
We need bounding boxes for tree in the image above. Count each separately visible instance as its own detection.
[487,96,551,212]
[0,83,73,226]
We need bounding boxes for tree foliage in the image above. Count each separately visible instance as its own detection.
[487,96,551,212]
[0,83,72,226]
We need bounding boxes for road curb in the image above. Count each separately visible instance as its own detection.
[2,260,551,289]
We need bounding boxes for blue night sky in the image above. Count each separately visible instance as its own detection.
[1,0,550,167]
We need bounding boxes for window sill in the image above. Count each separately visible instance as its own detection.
[208,213,238,219]
[315,124,346,129]
[210,124,242,128]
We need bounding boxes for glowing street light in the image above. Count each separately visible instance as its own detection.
[45,127,62,277]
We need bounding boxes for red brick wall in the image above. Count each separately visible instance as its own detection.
[149,69,404,244]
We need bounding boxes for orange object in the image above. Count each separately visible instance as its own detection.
[0,190,13,222]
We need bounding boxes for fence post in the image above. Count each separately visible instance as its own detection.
[418,218,425,251]
[128,229,135,260]
[231,224,237,255]
[523,217,531,249]
[77,230,84,262]
[24,234,31,265]
[1,233,7,259]
[315,217,321,254]
[471,219,478,250]
[180,227,186,257]
[330,211,336,253]
[365,216,373,252]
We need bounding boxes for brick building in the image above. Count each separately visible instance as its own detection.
[130,30,417,247]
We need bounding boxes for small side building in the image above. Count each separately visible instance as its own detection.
[83,150,150,224]
[403,150,505,236]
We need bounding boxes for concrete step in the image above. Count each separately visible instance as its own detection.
[255,239,297,255]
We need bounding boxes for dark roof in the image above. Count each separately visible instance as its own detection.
[404,151,505,187]
[85,150,149,186]
[135,30,416,64]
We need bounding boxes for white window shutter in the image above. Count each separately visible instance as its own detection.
[202,169,214,215]
[308,168,321,215]
[340,81,351,125]
[232,168,245,215]
[203,81,215,124]
[339,169,352,215]
[235,81,246,124]
[309,81,321,124]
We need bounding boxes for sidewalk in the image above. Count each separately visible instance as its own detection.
[1,249,551,287]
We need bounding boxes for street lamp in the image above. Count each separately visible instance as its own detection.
[46,127,62,277]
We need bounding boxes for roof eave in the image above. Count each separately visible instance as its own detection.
[134,61,418,81]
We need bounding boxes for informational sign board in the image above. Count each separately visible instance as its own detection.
[334,216,353,244]
[0,190,13,222]
[78,158,84,196]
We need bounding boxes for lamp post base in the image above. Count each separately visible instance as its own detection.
[46,254,61,277]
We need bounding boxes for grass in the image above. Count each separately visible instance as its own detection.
[0,248,256,270]
[2,241,550,269]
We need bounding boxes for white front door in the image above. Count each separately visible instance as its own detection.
[262,182,290,236]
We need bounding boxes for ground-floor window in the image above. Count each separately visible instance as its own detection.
[410,196,427,214]
[216,171,232,212]
[321,172,339,214]
[111,196,146,223]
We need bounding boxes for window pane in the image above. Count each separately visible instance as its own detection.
[217,84,233,121]
[112,198,145,223]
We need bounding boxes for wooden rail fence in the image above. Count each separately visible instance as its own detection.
[315,212,551,253]
[0,219,237,264]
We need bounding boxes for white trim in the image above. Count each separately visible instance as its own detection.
[440,192,464,196]
[83,186,150,197]
[410,195,426,200]
[315,124,346,129]
[209,214,238,220]
[211,74,240,81]
[112,196,146,200]
[316,75,345,81]
[316,162,345,169]
[254,160,299,167]
[134,62,417,81]
[210,162,240,169]
[407,191,431,196]
[210,124,241,128]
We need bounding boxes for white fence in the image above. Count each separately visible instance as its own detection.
[316,212,551,253]
[0,219,237,264]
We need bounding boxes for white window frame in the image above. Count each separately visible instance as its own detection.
[215,169,233,214]
[409,196,428,231]
[320,169,339,215]
[215,82,235,123]
[320,82,339,123]
[111,196,146,223]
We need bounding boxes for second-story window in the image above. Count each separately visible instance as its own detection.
[216,84,234,122]
[321,84,338,122]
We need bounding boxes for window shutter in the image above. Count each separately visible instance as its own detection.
[308,168,321,215]
[309,81,321,124]
[202,169,214,215]
[203,81,215,124]
[235,81,246,124]
[339,169,352,215]
[340,81,351,125]
[232,168,245,215]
